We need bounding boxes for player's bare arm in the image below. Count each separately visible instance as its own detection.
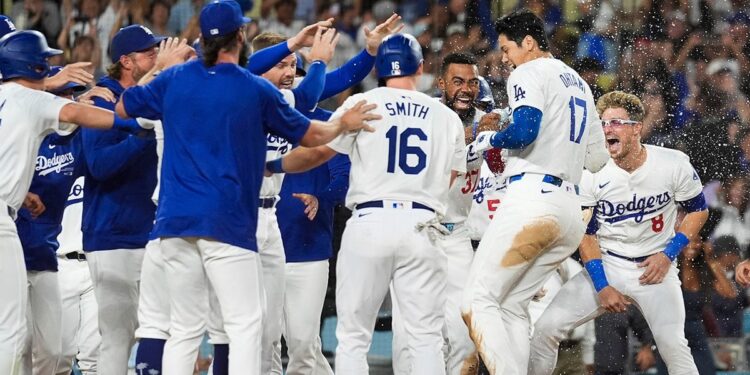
[580,233,630,313]
[638,209,708,285]
[62,102,152,133]
[299,100,379,147]
[271,145,338,174]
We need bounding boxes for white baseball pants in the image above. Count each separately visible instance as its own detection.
[392,224,477,375]
[0,208,29,375]
[282,260,333,375]
[57,255,100,375]
[335,207,447,375]
[462,174,585,375]
[21,270,63,375]
[160,237,264,375]
[529,254,699,375]
[87,248,144,375]
[135,239,170,341]
[257,207,286,375]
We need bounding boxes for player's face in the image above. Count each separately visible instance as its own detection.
[601,107,642,160]
[498,35,527,68]
[127,45,159,82]
[262,54,296,90]
[439,63,480,113]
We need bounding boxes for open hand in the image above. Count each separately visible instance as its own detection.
[339,100,381,132]
[364,13,405,55]
[293,193,319,220]
[638,252,671,285]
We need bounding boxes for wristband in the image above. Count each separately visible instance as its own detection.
[584,259,609,292]
[663,232,690,261]
[112,114,138,133]
[266,158,285,173]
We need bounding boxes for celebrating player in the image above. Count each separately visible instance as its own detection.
[115,1,379,373]
[528,91,707,375]
[460,10,608,374]
[0,29,152,375]
[268,33,466,375]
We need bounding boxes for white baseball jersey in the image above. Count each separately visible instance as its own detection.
[503,58,605,184]
[0,83,74,211]
[259,90,295,198]
[151,119,164,204]
[443,109,486,224]
[581,145,704,258]
[57,176,84,254]
[465,161,507,241]
[328,87,466,216]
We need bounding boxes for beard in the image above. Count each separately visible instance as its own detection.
[444,91,476,122]
[238,42,249,68]
[132,64,148,82]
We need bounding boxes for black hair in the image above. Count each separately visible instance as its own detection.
[202,30,242,67]
[440,53,478,75]
[494,9,550,51]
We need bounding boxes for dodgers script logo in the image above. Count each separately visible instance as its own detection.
[36,152,75,176]
[267,134,290,155]
[597,192,672,224]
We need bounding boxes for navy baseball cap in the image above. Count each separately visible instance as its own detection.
[47,66,87,95]
[0,16,16,38]
[109,24,165,62]
[200,0,252,39]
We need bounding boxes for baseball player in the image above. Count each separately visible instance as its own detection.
[460,10,609,374]
[15,67,87,374]
[115,1,378,373]
[268,33,466,375]
[528,91,708,375]
[248,16,402,375]
[390,53,498,375]
[56,176,101,375]
[0,29,153,375]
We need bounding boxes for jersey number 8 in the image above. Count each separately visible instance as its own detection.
[386,126,427,175]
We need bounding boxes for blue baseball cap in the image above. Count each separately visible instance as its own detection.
[200,0,252,39]
[47,66,87,95]
[109,24,165,62]
[0,16,16,38]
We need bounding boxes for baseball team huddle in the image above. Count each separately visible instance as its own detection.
[0,2,714,375]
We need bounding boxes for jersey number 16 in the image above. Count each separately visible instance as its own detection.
[386,126,427,175]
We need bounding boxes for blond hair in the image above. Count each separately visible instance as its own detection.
[251,32,287,54]
[596,91,645,121]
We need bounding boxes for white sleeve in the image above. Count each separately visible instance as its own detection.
[450,113,467,174]
[579,170,597,207]
[673,153,704,202]
[505,66,545,111]
[326,95,361,155]
[26,89,73,134]
[584,111,609,173]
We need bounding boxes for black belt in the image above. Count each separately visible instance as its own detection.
[64,252,87,261]
[508,173,579,194]
[355,200,434,213]
[259,197,277,209]
[605,250,649,263]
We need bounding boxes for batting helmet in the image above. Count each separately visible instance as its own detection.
[476,76,495,111]
[0,30,62,81]
[376,33,423,81]
[47,66,87,95]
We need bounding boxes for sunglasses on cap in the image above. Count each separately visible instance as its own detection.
[601,119,640,127]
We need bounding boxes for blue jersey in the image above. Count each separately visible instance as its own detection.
[121,59,311,251]
[81,76,157,251]
[17,131,83,271]
[277,107,350,262]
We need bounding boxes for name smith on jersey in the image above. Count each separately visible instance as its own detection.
[385,101,430,119]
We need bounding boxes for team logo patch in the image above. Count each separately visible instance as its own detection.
[513,84,526,101]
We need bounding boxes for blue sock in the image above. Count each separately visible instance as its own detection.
[213,344,229,375]
[134,338,165,373]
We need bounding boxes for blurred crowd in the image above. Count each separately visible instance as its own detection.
[6,0,750,372]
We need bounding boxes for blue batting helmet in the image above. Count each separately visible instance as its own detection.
[0,30,62,81]
[375,33,423,82]
[47,66,87,95]
[476,76,495,110]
